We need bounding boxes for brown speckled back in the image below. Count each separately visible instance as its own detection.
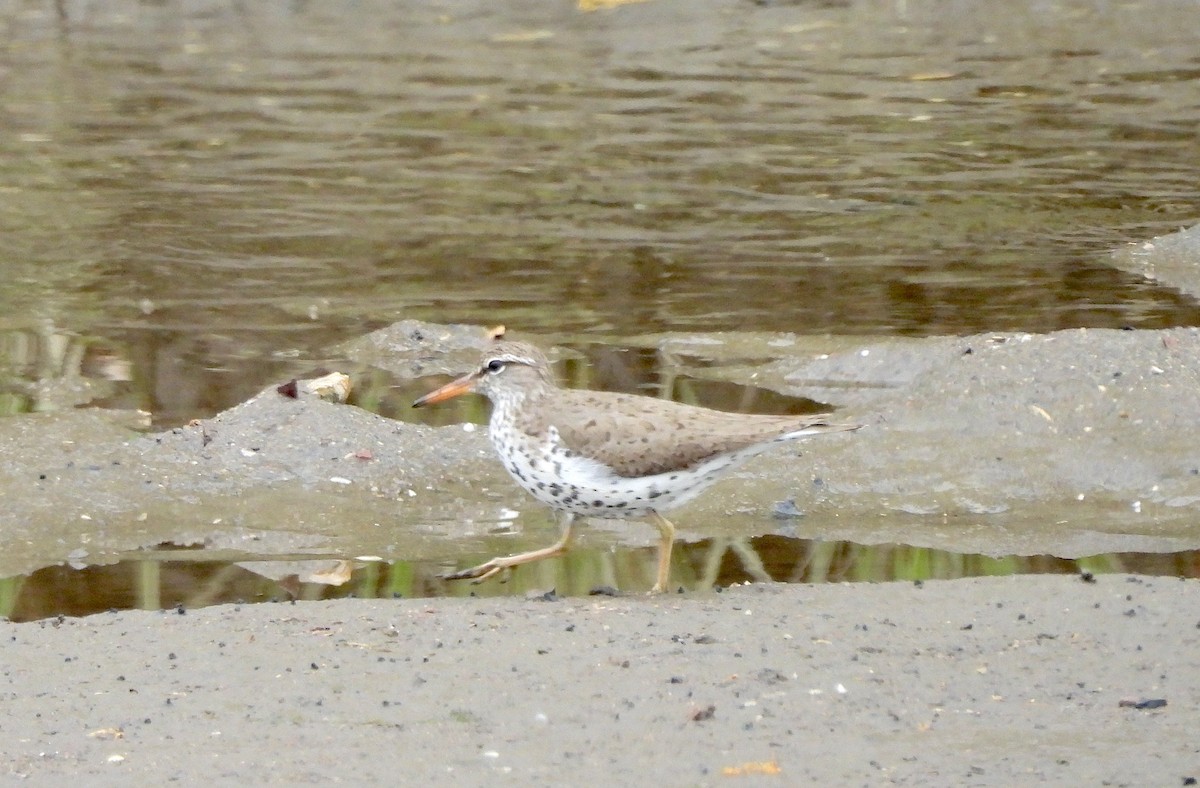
[518,388,856,478]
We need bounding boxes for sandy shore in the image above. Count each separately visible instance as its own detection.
[3,575,1195,785]
[5,227,1200,783]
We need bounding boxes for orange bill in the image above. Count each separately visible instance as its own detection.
[412,373,477,408]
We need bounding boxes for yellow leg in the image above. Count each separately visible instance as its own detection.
[646,510,676,594]
[442,513,577,584]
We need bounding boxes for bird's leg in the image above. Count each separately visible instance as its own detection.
[646,510,676,594]
[441,513,577,584]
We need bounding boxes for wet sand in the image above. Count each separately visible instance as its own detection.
[4,314,1200,783]
[5,319,1200,579]
[5,229,1200,781]
[3,576,1195,784]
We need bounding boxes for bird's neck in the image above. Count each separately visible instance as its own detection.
[488,383,551,429]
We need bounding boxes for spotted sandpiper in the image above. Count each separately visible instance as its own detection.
[413,338,861,592]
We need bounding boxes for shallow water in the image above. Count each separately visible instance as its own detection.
[3,0,1200,613]
[4,536,1197,622]
[3,0,1200,424]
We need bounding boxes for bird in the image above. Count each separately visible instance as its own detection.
[413,337,861,593]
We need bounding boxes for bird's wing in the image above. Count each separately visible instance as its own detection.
[533,390,848,478]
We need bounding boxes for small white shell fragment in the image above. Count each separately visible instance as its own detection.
[302,372,352,403]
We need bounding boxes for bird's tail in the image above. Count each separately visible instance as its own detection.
[779,421,863,441]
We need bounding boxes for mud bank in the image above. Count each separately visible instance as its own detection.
[3,320,1199,579]
[2,576,1195,785]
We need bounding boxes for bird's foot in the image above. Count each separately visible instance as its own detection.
[440,559,511,585]
[439,530,575,586]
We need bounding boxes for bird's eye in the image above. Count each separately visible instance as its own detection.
[485,359,506,373]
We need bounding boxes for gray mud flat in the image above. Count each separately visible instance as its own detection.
[4,322,1199,578]
[2,576,1196,785]
[3,317,1199,783]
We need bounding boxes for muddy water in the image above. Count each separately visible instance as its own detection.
[2,0,1200,614]
[3,0,1200,423]
[5,538,1198,623]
